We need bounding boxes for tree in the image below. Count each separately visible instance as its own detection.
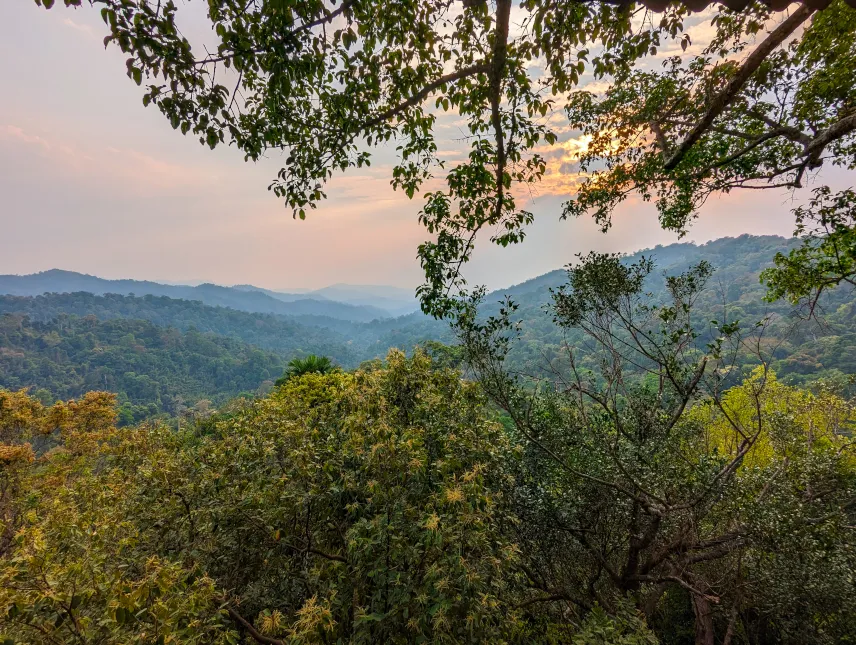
[453,253,856,644]
[275,354,337,385]
[35,0,855,315]
[1,352,529,644]
[761,185,856,312]
[567,0,856,236]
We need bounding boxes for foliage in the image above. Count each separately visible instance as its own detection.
[275,354,337,385]
[762,186,856,310]
[0,389,233,644]
[0,291,439,369]
[566,1,856,235]
[2,279,855,643]
[0,351,529,644]
[571,603,659,645]
[0,313,285,423]
[455,251,856,644]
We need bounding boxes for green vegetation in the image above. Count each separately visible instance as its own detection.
[2,347,853,643]
[275,355,338,385]
[2,247,855,643]
[0,292,365,365]
[0,314,285,424]
[1,353,524,644]
[485,235,856,389]
[762,187,856,310]
[4,237,856,419]
[453,249,856,643]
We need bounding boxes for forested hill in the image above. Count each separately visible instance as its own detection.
[0,292,363,365]
[4,235,856,419]
[491,235,856,385]
[0,292,446,368]
[0,314,286,424]
[0,269,390,322]
[496,234,800,300]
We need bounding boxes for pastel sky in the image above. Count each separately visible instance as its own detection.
[1,2,851,291]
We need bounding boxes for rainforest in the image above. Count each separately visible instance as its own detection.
[2,0,856,643]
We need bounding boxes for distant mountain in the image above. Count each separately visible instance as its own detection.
[304,284,420,316]
[5,236,856,421]
[231,284,320,301]
[0,270,390,322]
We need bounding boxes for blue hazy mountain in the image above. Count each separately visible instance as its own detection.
[301,284,421,316]
[0,269,390,322]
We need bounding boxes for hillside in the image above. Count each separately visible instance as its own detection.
[0,314,286,424]
[4,236,856,419]
[0,269,390,322]
[490,235,856,385]
[0,292,366,366]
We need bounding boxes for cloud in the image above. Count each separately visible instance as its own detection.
[0,125,51,150]
[61,16,100,43]
[1,123,213,193]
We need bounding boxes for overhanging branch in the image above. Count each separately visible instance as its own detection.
[663,4,815,170]
[361,63,490,131]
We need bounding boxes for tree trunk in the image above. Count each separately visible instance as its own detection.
[692,594,715,645]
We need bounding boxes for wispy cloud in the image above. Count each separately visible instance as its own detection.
[0,124,51,149]
[61,16,100,43]
[1,123,211,191]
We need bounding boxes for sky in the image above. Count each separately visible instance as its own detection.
[1,2,852,292]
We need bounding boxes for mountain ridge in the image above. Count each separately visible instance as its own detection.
[4,235,856,418]
[0,270,391,322]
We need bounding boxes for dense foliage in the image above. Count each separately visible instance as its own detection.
[2,345,854,643]
[455,249,856,644]
[275,355,338,385]
[1,352,527,644]
[0,314,285,423]
[762,186,856,310]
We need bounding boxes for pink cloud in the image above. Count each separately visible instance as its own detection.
[1,123,211,192]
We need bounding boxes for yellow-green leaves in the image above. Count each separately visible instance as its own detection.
[0,352,524,644]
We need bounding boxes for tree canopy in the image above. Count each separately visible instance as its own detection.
[275,354,338,384]
[3,340,855,643]
[36,0,856,314]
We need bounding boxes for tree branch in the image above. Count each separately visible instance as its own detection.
[490,0,512,221]
[805,111,856,161]
[361,63,490,131]
[664,4,815,170]
[195,0,358,65]
[226,606,285,645]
